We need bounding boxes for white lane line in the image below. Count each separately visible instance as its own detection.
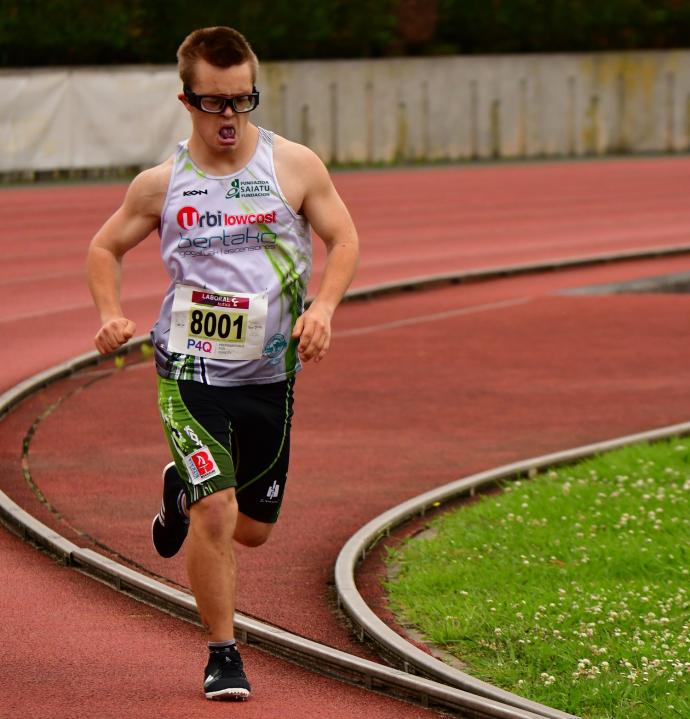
[0,301,95,324]
[0,290,161,324]
[2,294,530,332]
[334,297,532,338]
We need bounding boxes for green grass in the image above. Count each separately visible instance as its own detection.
[385,439,690,719]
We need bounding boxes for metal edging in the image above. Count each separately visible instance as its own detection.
[0,338,151,420]
[66,544,550,719]
[342,243,690,301]
[0,488,81,560]
[334,421,690,719]
[0,500,552,719]
[0,339,555,718]
[2,247,689,717]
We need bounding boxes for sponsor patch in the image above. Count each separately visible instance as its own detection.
[225,178,271,199]
[263,333,288,365]
[183,446,221,485]
[176,206,277,230]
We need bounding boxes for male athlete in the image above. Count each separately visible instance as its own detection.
[87,26,358,700]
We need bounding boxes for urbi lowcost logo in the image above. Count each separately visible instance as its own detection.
[177,206,200,229]
[176,206,276,230]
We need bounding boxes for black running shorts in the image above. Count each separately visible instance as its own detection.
[157,376,294,523]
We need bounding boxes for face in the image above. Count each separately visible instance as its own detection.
[180,59,256,155]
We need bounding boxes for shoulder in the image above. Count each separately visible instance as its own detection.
[123,156,174,217]
[271,133,333,212]
[272,133,319,162]
[272,134,329,183]
[128,156,174,199]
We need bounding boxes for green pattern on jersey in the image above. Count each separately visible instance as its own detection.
[263,237,306,375]
[166,352,197,381]
[183,156,205,178]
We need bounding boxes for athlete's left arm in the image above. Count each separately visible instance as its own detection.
[292,148,359,364]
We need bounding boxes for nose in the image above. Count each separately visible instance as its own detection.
[221,100,235,117]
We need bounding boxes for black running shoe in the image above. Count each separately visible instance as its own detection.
[151,462,189,558]
[204,644,251,700]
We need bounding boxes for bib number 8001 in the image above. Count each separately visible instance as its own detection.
[189,309,246,343]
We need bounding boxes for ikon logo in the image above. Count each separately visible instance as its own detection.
[177,206,200,230]
[183,189,208,196]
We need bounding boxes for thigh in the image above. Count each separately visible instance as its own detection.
[225,379,294,524]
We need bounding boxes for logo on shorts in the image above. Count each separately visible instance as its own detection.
[183,446,221,485]
[266,480,280,500]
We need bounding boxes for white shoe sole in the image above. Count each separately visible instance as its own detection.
[205,687,250,700]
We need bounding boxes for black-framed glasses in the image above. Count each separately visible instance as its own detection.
[183,85,260,114]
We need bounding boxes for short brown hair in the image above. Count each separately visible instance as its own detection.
[177,27,259,87]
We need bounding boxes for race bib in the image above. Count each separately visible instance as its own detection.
[167,284,268,360]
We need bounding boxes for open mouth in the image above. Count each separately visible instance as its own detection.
[219,126,236,141]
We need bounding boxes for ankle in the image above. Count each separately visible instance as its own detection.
[208,639,236,652]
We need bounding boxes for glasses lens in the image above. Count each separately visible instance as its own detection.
[199,96,225,113]
[232,95,256,113]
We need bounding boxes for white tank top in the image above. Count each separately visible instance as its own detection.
[152,128,312,386]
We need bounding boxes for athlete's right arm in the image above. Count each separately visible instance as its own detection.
[87,162,170,355]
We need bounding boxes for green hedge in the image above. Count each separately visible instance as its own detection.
[436,0,690,54]
[0,0,397,66]
[1,0,689,67]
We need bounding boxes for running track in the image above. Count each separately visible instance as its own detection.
[2,157,690,718]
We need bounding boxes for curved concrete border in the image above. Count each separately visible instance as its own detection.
[2,247,687,718]
[343,244,690,301]
[334,422,690,718]
[1,342,556,719]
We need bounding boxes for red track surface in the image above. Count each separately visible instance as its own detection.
[2,156,690,718]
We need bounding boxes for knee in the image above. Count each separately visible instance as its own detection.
[235,532,269,548]
[189,490,238,545]
[234,516,273,548]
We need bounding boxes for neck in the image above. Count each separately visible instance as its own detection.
[187,124,260,175]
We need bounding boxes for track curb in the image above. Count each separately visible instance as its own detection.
[3,247,687,717]
[0,360,556,719]
[334,422,690,715]
[342,243,690,301]
[0,366,570,719]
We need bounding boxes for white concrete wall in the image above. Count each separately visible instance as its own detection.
[2,50,690,173]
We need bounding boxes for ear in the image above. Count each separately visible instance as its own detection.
[178,94,192,112]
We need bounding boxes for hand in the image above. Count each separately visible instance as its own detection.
[291,303,332,364]
[94,317,136,355]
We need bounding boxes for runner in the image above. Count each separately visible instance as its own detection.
[86,26,358,701]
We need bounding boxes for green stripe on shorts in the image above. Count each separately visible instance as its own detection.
[157,376,235,504]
